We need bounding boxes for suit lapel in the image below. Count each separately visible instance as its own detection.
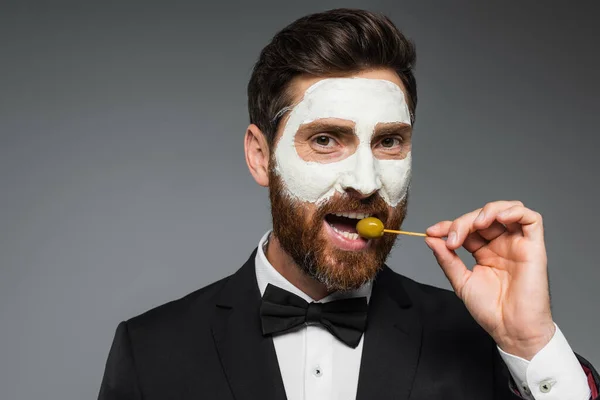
[210,250,287,400]
[356,267,422,400]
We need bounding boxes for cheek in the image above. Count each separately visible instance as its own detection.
[274,151,354,204]
[274,122,338,204]
[376,154,412,206]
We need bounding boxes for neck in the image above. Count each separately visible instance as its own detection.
[265,233,332,301]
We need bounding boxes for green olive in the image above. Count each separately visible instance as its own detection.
[356,217,384,239]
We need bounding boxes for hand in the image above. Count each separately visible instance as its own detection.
[425,200,555,360]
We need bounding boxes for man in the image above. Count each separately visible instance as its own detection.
[98,9,599,400]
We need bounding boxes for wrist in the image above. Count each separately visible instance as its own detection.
[496,322,556,361]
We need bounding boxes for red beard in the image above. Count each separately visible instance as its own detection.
[268,166,409,291]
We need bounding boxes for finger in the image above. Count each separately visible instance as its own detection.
[472,200,525,231]
[424,237,471,297]
[445,209,481,249]
[462,231,488,253]
[496,205,544,241]
[426,220,452,238]
[449,200,523,249]
[474,201,527,235]
[503,222,523,234]
[477,221,507,241]
[428,220,489,254]
[430,219,505,242]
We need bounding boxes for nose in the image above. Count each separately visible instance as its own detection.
[344,187,378,201]
[338,146,382,197]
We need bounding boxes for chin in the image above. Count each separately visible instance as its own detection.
[310,238,385,291]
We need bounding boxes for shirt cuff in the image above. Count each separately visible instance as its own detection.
[497,323,591,400]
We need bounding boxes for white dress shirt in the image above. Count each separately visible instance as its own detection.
[254,231,590,400]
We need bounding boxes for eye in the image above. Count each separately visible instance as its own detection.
[307,132,345,155]
[379,136,402,148]
[314,135,335,147]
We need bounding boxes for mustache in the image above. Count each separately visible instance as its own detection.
[314,193,390,220]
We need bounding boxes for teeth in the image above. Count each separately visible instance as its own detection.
[332,212,372,220]
[330,225,360,240]
[345,231,360,240]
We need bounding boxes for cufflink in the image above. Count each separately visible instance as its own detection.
[539,379,556,394]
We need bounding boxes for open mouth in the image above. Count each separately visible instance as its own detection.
[324,212,374,241]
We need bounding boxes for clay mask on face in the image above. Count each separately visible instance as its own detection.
[273,78,412,206]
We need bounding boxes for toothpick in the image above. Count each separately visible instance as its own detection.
[383,229,427,237]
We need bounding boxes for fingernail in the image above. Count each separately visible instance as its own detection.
[474,211,485,224]
[447,231,457,246]
[426,223,437,232]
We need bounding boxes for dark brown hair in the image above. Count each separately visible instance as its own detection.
[247,8,417,147]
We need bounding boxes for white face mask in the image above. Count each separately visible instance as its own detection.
[273,77,412,207]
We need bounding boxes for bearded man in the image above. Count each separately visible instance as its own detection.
[98,8,599,400]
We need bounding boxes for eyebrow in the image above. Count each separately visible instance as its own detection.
[296,122,355,137]
[373,123,412,136]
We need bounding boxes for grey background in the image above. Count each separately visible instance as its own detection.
[1,1,598,399]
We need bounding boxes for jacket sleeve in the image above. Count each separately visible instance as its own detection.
[493,341,525,399]
[576,353,600,399]
[98,321,142,400]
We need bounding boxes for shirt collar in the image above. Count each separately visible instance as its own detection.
[254,230,373,304]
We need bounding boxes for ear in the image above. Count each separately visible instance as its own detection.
[244,124,270,187]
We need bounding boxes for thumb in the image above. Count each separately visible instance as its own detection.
[425,237,470,297]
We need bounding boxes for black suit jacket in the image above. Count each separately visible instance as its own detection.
[99,249,599,399]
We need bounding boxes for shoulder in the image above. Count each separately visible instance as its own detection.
[119,249,258,345]
[124,274,231,338]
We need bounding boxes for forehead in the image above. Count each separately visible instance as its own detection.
[292,78,411,125]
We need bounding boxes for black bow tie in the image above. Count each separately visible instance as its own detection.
[259,283,368,348]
